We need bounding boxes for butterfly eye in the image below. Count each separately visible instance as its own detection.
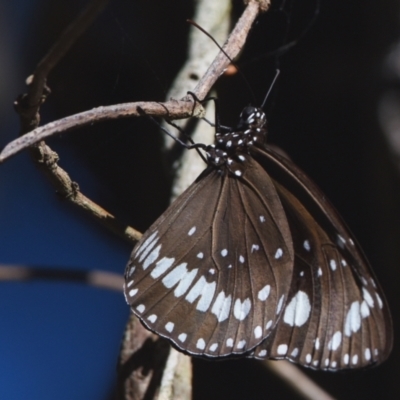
[125,106,392,370]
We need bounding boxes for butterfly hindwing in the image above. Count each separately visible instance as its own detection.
[250,147,392,369]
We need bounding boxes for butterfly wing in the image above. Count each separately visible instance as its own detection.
[250,146,393,369]
[124,161,294,357]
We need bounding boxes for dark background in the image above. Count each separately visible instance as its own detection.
[0,0,399,398]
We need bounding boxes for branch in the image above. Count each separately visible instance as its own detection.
[0,264,124,292]
[264,361,336,400]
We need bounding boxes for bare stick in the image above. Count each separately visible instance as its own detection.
[264,361,337,400]
[0,264,124,292]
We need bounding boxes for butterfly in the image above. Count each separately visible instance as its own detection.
[124,105,392,370]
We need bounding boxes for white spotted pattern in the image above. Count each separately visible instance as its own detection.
[277,344,288,355]
[345,301,361,336]
[136,304,145,313]
[185,276,216,312]
[328,331,342,351]
[258,285,271,301]
[188,226,196,236]
[178,333,187,343]
[129,288,138,297]
[283,291,311,327]
[196,338,206,350]
[276,295,285,314]
[210,343,218,352]
[147,314,157,323]
[234,298,252,321]
[211,291,232,322]
[254,326,262,339]
[275,248,283,259]
[165,322,174,332]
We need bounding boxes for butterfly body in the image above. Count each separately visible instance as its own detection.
[124,106,392,370]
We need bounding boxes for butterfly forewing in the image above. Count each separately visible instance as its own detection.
[125,159,294,357]
[250,147,392,369]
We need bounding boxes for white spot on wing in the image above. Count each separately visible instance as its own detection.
[178,333,187,342]
[283,291,311,327]
[330,259,337,271]
[318,268,322,277]
[129,288,138,297]
[135,231,158,258]
[251,244,259,253]
[197,252,204,259]
[185,276,216,312]
[328,331,342,351]
[211,291,232,322]
[352,354,358,365]
[258,285,271,301]
[188,226,196,236]
[226,338,234,347]
[143,244,162,270]
[344,354,349,365]
[376,293,383,309]
[275,248,283,259]
[127,280,134,288]
[209,343,218,352]
[345,301,361,336]
[128,266,135,276]
[136,304,145,313]
[234,170,242,177]
[139,237,159,263]
[162,263,198,297]
[239,255,245,263]
[276,295,285,314]
[277,344,288,355]
[221,249,228,257]
[291,348,299,357]
[165,322,174,332]
[365,348,371,361]
[258,350,267,357]
[234,298,252,320]
[254,326,262,339]
[303,240,311,251]
[259,215,266,223]
[196,338,206,350]
[147,314,157,323]
[151,257,175,278]
[306,354,312,363]
[362,288,374,308]
[361,301,370,318]
[315,338,320,350]
[237,340,246,349]
[266,320,273,330]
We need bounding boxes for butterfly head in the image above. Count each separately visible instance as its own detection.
[237,106,267,130]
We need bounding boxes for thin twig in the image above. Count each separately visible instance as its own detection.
[0,264,124,292]
[264,360,337,400]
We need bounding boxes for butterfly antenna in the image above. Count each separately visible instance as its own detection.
[260,69,280,110]
[187,19,257,106]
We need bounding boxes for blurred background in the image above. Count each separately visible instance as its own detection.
[0,0,399,398]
